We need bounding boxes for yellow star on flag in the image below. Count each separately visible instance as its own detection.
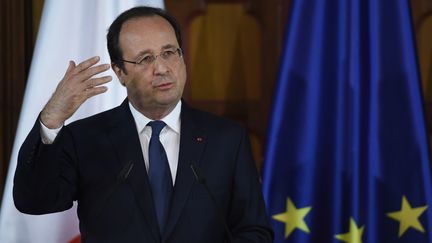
[387,195,428,237]
[272,197,312,238]
[334,217,365,243]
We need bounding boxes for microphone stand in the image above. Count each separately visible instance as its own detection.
[190,162,233,243]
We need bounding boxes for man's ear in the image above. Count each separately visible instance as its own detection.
[112,63,126,86]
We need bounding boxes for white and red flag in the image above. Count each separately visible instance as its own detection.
[0,1,164,242]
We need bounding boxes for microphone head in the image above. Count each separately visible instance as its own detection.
[118,160,134,181]
[190,162,206,184]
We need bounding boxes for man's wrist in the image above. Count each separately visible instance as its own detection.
[40,120,63,144]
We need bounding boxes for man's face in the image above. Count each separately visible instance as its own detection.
[114,16,186,113]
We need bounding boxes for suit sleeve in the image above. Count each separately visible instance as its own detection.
[228,128,274,242]
[13,118,78,215]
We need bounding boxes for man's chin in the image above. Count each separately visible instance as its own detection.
[154,96,181,108]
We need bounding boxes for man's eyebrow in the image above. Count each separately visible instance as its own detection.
[133,44,178,59]
[161,44,177,50]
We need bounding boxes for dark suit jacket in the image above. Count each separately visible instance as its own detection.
[13,99,273,243]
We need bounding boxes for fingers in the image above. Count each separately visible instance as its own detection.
[84,75,112,89]
[66,61,76,74]
[63,56,111,87]
[41,57,113,129]
[67,57,112,98]
[85,86,109,99]
[80,63,111,82]
[73,56,101,74]
[83,75,112,100]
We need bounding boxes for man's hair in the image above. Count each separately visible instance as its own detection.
[107,6,182,72]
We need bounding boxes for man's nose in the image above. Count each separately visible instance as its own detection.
[153,57,169,75]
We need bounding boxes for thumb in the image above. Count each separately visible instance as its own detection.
[65,60,76,74]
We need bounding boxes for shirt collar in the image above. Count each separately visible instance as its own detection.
[129,100,182,135]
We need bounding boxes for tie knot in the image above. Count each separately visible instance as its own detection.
[148,120,166,137]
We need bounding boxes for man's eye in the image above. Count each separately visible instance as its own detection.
[139,55,154,64]
[162,50,175,58]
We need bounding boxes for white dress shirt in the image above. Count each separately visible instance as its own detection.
[128,101,181,184]
[40,101,182,185]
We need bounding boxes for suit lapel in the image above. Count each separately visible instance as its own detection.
[106,100,160,241]
[163,103,207,241]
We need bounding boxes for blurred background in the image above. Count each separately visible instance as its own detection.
[0,0,290,204]
[1,0,432,209]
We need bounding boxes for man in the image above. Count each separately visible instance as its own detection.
[13,6,273,243]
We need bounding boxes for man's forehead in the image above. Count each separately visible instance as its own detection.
[121,15,174,34]
[118,15,178,56]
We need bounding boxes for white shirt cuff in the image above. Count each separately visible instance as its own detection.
[40,121,63,144]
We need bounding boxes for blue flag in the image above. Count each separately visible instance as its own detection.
[262,0,432,242]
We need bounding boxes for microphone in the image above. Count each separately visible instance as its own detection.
[190,162,233,243]
[107,160,134,199]
[117,160,134,181]
[93,160,134,218]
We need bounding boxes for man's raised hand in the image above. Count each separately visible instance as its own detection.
[40,56,112,129]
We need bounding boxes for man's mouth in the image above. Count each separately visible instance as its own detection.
[155,82,173,90]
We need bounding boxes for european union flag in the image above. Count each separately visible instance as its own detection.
[262,0,432,242]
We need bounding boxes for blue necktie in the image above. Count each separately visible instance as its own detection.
[147,121,173,233]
